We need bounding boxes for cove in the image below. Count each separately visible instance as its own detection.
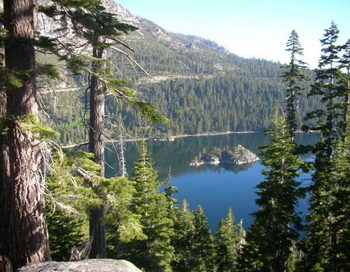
[105,132,318,233]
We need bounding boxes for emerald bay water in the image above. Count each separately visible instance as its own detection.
[105,132,318,233]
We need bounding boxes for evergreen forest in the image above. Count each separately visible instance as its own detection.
[0,0,350,272]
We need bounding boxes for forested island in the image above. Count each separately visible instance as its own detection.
[0,0,350,272]
[190,145,259,166]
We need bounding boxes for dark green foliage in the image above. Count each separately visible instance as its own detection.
[46,204,88,261]
[214,208,240,272]
[304,22,342,157]
[43,69,320,145]
[171,199,196,272]
[338,39,350,134]
[281,30,308,136]
[238,109,303,272]
[45,149,144,259]
[300,140,334,271]
[237,221,270,272]
[328,129,350,271]
[192,205,216,272]
[123,141,174,272]
[45,150,94,261]
[300,22,348,272]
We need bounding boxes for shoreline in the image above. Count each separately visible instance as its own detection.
[61,130,258,149]
[61,130,318,149]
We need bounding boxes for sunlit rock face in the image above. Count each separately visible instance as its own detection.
[220,145,260,165]
[17,259,142,272]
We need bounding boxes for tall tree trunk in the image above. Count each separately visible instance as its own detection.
[2,0,51,269]
[88,46,106,258]
[0,68,12,272]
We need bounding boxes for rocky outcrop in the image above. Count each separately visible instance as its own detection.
[202,154,220,165]
[221,145,259,165]
[189,160,204,166]
[17,259,142,272]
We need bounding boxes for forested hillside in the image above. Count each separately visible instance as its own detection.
[2,0,349,271]
[38,0,318,145]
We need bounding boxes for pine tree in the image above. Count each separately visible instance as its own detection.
[1,0,52,269]
[80,5,137,258]
[301,22,344,272]
[305,21,342,158]
[125,141,174,272]
[238,109,303,272]
[37,2,168,256]
[281,30,308,136]
[192,205,216,272]
[339,39,350,134]
[301,39,350,269]
[171,199,196,272]
[236,220,269,272]
[44,150,145,262]
[327,40,350,271]
[328,125,350,271]
[46,204,88,261]
[215,207,240,272]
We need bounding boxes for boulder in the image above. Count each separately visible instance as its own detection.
[17,259,142,272]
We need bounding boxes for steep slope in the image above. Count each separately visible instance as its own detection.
[102,0,276,80]
[38,0,316,144]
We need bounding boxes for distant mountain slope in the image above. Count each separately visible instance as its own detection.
[38,0,316,144]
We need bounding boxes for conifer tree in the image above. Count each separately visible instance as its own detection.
[192,205,216,272]
[171,199,196,272]
[125,141,174,272]
[163,167,179,217]
[0,24,11,270]
[214,207,240,272]
[238,109,303,272]
[38,1,167,257]
[0,0,52,269]
[327,42,350,271]
[71,4,137,258]
[301,22,344,271]
[301,133,349,272]
[328,125,350,271]
[305,22,342,157]
[46,205,88,261]
[281,30,308,136]
[236,220,269,272]
[1,0,163,268]
[339,39,350,134]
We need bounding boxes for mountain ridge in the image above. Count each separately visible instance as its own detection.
[36,0,317,144]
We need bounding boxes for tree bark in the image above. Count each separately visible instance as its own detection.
[88,46,106,258]
[2,0,51,269]
[0,72,12,272]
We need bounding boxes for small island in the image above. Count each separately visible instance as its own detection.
[190,145,259,166]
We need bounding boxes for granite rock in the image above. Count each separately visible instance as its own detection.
[17,259,142,272]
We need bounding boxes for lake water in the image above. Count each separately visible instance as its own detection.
[105,132,318,233]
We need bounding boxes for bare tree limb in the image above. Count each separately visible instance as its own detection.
[105,36,135,52]
[110,46,152,78]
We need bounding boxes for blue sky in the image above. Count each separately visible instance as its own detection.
[115,0,350,68]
